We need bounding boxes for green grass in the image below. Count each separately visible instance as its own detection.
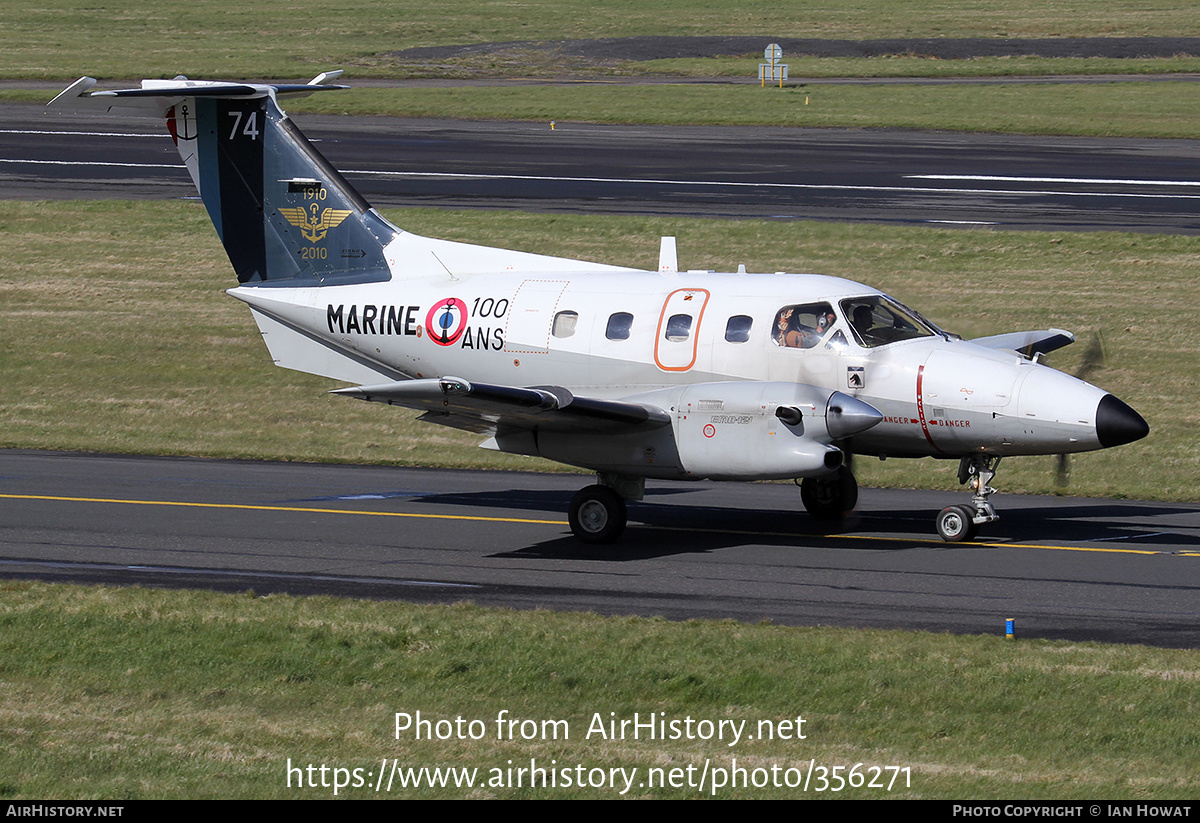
[1,200,1194,501]
[8,1,1200,137]
[10,76,1200,138]
[634,55,1200,79]
[0,581,1196,799]
[3,0,1200,81]
[279,80,1200,137]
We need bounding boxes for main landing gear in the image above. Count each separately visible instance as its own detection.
[935,454,1001,542]
[569,457,1003,544]
[569,485,626,544]
[567,474,642,544]
[798,465,858,520]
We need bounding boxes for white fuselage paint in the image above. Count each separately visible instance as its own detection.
[230,230,1111,465]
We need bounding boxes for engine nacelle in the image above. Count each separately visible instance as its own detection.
[670,382,857,480]
[519,382,881,483]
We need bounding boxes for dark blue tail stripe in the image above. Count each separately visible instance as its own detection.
[191,94,395,286]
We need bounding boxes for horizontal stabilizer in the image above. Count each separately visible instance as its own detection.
[47,75,348,114]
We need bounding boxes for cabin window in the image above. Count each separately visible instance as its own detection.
[724,314,753,343]
[552,310,578,338]
[606,312,633,340]
[664,314,692,342]
[772,302,837,349]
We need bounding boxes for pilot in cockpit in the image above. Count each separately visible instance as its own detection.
[851,304,874,340]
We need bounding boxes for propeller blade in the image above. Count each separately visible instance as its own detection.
[1054,452,1071,489]
[1053,329,1105,490]
[1073,329,1106,383]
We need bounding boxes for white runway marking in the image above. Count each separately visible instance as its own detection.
[346,169,1200,200]
[0,129,166,138]
[0,158,182,169]
[7,123,1200,202]
[910,174,1200,188]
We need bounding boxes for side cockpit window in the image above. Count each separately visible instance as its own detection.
[772,302,837,349]
[842,295,936,348]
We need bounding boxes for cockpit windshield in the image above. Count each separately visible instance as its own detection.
[841,295,938,348]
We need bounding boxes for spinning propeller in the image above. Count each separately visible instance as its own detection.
[1054,330,1107,488]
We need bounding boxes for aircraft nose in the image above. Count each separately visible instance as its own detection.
[1095,394,1149,448]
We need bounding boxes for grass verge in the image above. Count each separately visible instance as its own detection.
[0,581,1196,799]
[9,75,1200,137]
[0,200,1194,501]
[629,55,1200,79]
[284,80,1200,137]
[5,0,1200,81]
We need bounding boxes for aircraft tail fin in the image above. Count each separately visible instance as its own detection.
[49,74,397,286]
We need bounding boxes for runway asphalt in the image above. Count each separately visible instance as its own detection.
[3,450,1197,647]
[4,101,1200,232]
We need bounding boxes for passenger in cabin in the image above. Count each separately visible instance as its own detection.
[773,304,838,349]
[773,307,796,346]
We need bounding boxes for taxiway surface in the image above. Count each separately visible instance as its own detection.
[4,102,1200,232]
[3,450,1197,647]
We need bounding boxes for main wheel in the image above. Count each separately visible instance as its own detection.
[800,466,858,520]
[568,485,627,544]
[936,505,979,542]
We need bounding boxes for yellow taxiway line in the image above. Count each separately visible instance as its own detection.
[2,492,1192,557]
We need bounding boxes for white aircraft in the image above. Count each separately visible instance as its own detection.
[49,74,1149,544]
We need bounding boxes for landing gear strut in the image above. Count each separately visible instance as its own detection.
[936,454,1001,542]
[799,465,858,520]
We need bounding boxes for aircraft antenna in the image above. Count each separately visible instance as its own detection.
[429,250,458,281]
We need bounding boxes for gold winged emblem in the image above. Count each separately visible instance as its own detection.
[279,205,353,243]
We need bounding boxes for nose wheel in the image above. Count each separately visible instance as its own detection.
[935,455,1001,542]
[936,505,979,542]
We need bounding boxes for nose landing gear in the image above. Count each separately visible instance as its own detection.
[937,454,1001,542]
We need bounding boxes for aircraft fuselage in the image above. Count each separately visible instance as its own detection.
[231,263,1135,476]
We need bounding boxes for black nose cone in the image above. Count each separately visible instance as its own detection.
[1096,394,1149,448]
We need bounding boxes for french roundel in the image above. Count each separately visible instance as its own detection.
[425,298,469,346]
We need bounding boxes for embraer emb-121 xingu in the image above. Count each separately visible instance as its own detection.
[49,73,1149,543]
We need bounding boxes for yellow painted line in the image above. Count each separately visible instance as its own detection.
[0,493,564,526]
[1,493,1187,557]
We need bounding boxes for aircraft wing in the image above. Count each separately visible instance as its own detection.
[970,328,1075,359]
[331,377,672,436]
